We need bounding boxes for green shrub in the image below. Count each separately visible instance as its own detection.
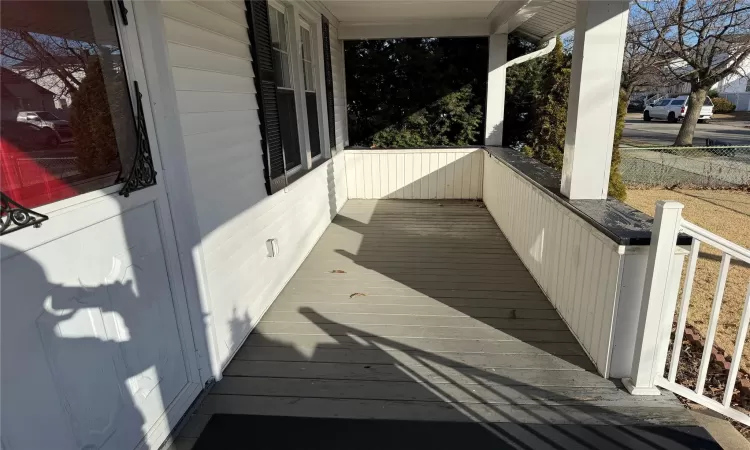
[526,38,569,170]
[711,97,736,113]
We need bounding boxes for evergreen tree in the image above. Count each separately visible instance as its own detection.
[503,36,543,148]
[608,89,627,200]
[525,38,569,170]
[70,56,130,176]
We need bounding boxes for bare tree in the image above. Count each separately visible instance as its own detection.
[634,0,750,145]
[1,30,92,100]
[621,23,669,98]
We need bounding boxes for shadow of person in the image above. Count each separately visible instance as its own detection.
[0,245,179,450]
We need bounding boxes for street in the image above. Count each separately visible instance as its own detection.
[623,113,750,147]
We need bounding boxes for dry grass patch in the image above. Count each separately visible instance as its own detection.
[625,188,750,370]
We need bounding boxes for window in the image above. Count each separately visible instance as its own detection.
[671,100,685,105]
[300,26,315,92]
[268,5,301,170]
[300,22,321,158]
[704,97,714,106]
[268,7,292,89]
[1,0,137,208]
[657,99,671,106]
[247,1,336,193]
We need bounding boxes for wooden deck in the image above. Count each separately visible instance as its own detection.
[174,200,696,449]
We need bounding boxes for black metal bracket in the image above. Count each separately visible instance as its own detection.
[116,0,129,25]
[119,80,157,197]
[1,192,49,236]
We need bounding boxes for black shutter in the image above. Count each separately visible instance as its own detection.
[246,0,286,194]
[321,15,336,152]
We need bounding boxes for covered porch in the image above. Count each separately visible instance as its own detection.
[174,194,708,449]
[159,0,743,446]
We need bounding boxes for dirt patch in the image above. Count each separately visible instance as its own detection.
[625,188,750,370]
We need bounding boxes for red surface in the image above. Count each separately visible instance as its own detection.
[0,137,78,208]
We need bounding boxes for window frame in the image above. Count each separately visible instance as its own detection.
[299,21,316,94]
[265,0,331,178]
[268,4,294,91]
[0,0,160,216]
[296,8,331,162]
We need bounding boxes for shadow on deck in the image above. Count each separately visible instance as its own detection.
[174,200,715,450]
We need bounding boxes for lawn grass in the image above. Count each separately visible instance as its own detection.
[625,188,750,369]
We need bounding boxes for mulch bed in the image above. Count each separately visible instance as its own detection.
[667,323,750,438]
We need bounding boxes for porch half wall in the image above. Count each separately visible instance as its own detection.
[484,151,621,376]
[345,149,484,200]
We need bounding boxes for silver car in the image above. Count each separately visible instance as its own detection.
[16,111,74,146]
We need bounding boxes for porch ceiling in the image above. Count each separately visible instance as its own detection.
[322,0,577,41]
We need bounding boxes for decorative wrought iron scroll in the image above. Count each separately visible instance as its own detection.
[119,80,157,197]
[0,193,49,236]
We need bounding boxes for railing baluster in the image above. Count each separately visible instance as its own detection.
[669,239,701,382]
[696,253,732,395]
[723,282,750,407]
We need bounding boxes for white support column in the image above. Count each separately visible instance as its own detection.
[485,33,508,147]
[623,201,684,395]
[560,1,629,199]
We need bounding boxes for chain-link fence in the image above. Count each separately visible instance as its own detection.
[620,143,750,188]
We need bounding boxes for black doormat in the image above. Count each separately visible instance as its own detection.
[193,414,722,450]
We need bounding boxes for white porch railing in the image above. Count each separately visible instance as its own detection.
[624,200,750,426]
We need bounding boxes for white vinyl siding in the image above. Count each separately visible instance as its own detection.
[329,23,348,149]
[345,149,483,199]
[161,0,347,369]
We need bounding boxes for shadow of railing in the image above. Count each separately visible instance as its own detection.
[194,306,718,449]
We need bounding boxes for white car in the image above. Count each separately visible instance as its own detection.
[643,95,714,123]
[16,111,74,145]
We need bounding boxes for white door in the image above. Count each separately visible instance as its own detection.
[0,1,201,449]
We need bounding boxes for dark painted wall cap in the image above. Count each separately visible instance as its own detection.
[484,147,692,246]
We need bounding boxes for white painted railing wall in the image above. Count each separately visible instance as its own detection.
[345,149,484,199]
[483,152,622,376]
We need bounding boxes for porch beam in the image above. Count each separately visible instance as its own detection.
[485,33,508,146]
[560,1,629,200]
[337,19,490,40]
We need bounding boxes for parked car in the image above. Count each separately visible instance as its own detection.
[16,111,73,143]
[1,120,62,149]
[643,95,714,123]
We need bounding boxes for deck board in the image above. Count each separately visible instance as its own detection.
[183,200,693,446]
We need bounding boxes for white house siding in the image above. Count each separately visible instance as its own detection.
[161,0,348,369]
[483,152,621,376]
[329,23,349,149]
[344,149,483,200]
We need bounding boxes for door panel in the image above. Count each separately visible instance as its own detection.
[1,200,191,450]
